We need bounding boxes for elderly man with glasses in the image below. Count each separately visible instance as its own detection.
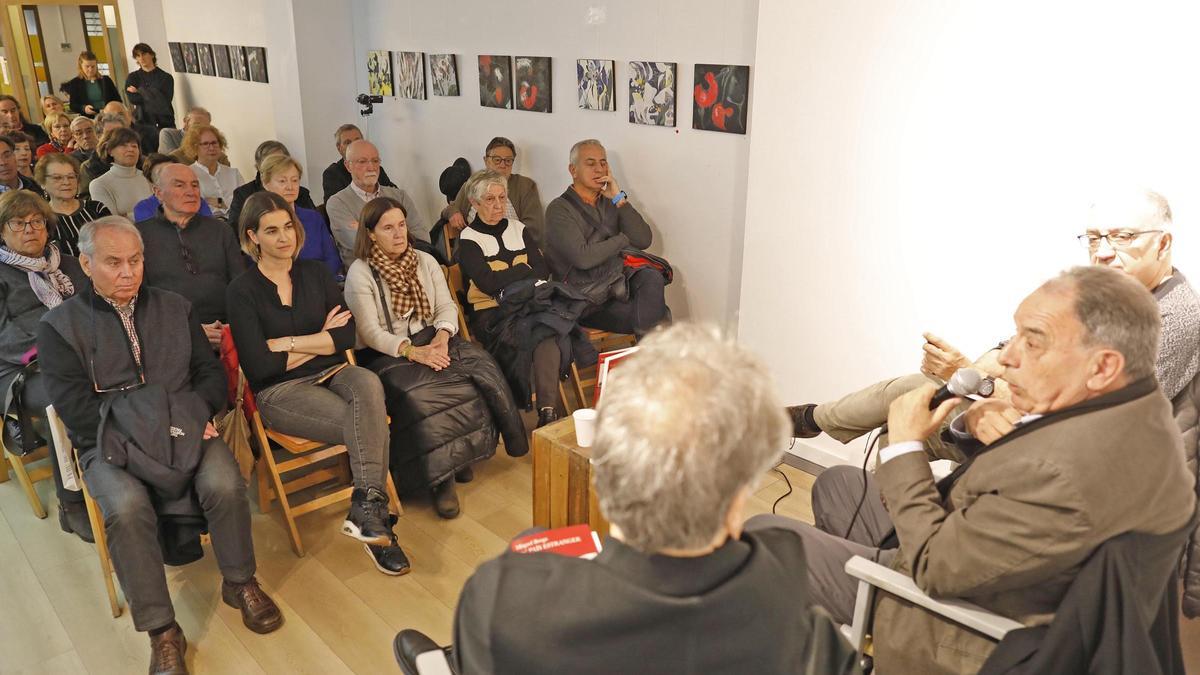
[37,216,283,675]
[442,136,544,238]
[325,139,427,267]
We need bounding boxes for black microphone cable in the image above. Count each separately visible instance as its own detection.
[844,427,883,539]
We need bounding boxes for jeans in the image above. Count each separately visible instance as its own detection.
[81,439,255,632]
[255,364,389,490]
[582,268,668,337]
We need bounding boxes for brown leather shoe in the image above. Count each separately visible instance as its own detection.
[148,623,187,675]
[221,577,284,634]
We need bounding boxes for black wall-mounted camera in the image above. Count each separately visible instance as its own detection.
[357,93,383,116]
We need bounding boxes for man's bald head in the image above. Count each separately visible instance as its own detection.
[344,140,382,192]
[102,101,132,125]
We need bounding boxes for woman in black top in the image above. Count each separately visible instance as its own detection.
[59,51,121,118]
[456,171,567,428]
[35,153,110,257]
[226,192,409,575]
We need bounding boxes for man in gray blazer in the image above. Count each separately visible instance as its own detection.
[325,140,427,267]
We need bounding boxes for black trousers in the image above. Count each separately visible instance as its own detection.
[581,268,668,337]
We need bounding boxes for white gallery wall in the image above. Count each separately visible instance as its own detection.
[741,1,1200,466]
[349,0,758,326]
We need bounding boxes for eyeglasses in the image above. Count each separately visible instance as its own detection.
[90,357,146,393]
[485,155,515,166]
[45,173,77,183]
[6,217,46,232]
[176,228,198,275]
[1077,230,1162,251]
[351,158,381,166]
[198,140,222,148]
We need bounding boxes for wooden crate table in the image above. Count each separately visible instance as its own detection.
[532,416,609,539]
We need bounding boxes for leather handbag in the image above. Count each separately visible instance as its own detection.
[2,361,44,456]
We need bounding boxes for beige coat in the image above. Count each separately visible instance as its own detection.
[874,379,1195,674]
[343,251,458,357]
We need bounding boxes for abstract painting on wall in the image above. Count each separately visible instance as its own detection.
[181,43,199,74]
[246,47,268,83]
[394,51,426,99]
[214,45,232,79]
[693,64,749,134]
[197,44,215,76]
[628,61,675,127]
[430,54,459,96]
[367,50,393,96]
[478,55,512,109]
[230,46,249,81]
[167,43,185,72]
[514,56,551,112]
[577,59,614,111]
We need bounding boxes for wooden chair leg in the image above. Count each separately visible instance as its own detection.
[0,451,9,483]
[570,363,588,410]
[261,442,306,557]
[255,452,272,514]
[6,450,47,519]
[385,471,404,517]
[81,477,122,618]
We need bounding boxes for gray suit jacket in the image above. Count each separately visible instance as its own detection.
[325,184,428,268]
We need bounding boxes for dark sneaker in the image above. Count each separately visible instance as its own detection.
[221,577,284,634]
[148,623,187,675]
[366,527,412,576]
[343,486,392,545]
[786,404,822,439]
[536,406,559,429]
[433,479,460,519]
[59,500,95,543]
[454,466,474,483]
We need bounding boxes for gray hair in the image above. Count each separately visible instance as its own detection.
[254,140,290,168]
[592,323,789,552]
[1044,266,1160,381]
[78,216,144,258]
[93,111,126,130]
[334,123,361,140]
[69,115,93,131]
[466,169,507,203]
[569,138,604,167]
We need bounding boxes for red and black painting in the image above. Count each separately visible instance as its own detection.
[478,55,513,109]
[515,56,552,113]
[693,64,750,135]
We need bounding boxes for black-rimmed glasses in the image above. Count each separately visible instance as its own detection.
[90,357,146,393]
[1076,230,1163,251]
[6,217,46,232]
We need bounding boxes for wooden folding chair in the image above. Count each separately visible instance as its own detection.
[1,425,54,519]
[245,351,403,558]
[45,405,123,618]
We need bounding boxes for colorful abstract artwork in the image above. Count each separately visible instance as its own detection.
[367,50,393,96]
[430,54,459,96]
[478,55,512,109]
[230,46,249,81]
[577,59,614,111]
[214,45,232,78]
[628,61,675,127]
[181,43,199,74]
[693,64,749,134]
[246,47,268,83]
[197,44,215,76]
[167,43,185,72]
[514,56,551,113]
[395,51,426,99]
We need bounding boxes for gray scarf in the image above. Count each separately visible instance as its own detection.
[0,244,74,308]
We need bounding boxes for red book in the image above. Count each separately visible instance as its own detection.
[594,346,640,406]
[510,525,603,559]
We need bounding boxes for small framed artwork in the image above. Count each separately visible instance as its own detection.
[577,59,615,111]
[367,50,393,96]
[514,56,551,113]
[231,46,249,81]
[246,47,268,83]
[167,42,185,72]
[477,55,512,109]
[429,54,459,96]
[214,45,232,79]
[628,61,676,127]
[693,64,749,134]
[197,44,215,76]
[181,43,199,74]
[394,51,426,100]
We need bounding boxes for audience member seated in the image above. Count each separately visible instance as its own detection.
[757,265,1196,673]
[183,125,241,220]
[132,154,212,223]
[227,140,316,227]
[444,136,543,239]
[322,123,395,203]
[345,196,528,519]
[456,171,585,428]
[40,95,65,118]
[227,191,408,574]
[259,154,339,275]
[0,135,40,193]
[59,50,120,118]
[0,95,49,146]
[160,106,209,159]
[544,139,668,338]
[326,140,427,267]
[10,132,34,179]
[0,190,90,541]
[36,112,73,158]
[395,322,856,675]
[37,217,284,673]
[137,164,244,350]
[88,127,151,219]
[124,43,176,141]
[102,101,134,127]
[36,153,110,257]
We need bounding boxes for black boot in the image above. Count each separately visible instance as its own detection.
[59,501,95,543]
[366,515,411,576]
[536,406,559,429]
[343,486,391,545]
[433,479,461,519]
[786,404,822,439]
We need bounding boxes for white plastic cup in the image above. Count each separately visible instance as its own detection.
[573,408,598,448]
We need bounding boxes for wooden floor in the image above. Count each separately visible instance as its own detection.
[0,440,815,674]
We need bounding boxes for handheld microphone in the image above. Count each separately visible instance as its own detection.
[929,368,984,409]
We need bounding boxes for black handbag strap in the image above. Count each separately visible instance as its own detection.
[368,266,397,334]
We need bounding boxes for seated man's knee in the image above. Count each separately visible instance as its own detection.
[811,465,865,517]
[101,486,155,532]
[195,440,246,507]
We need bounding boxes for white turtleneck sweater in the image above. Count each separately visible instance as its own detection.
[89,163,152,220]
